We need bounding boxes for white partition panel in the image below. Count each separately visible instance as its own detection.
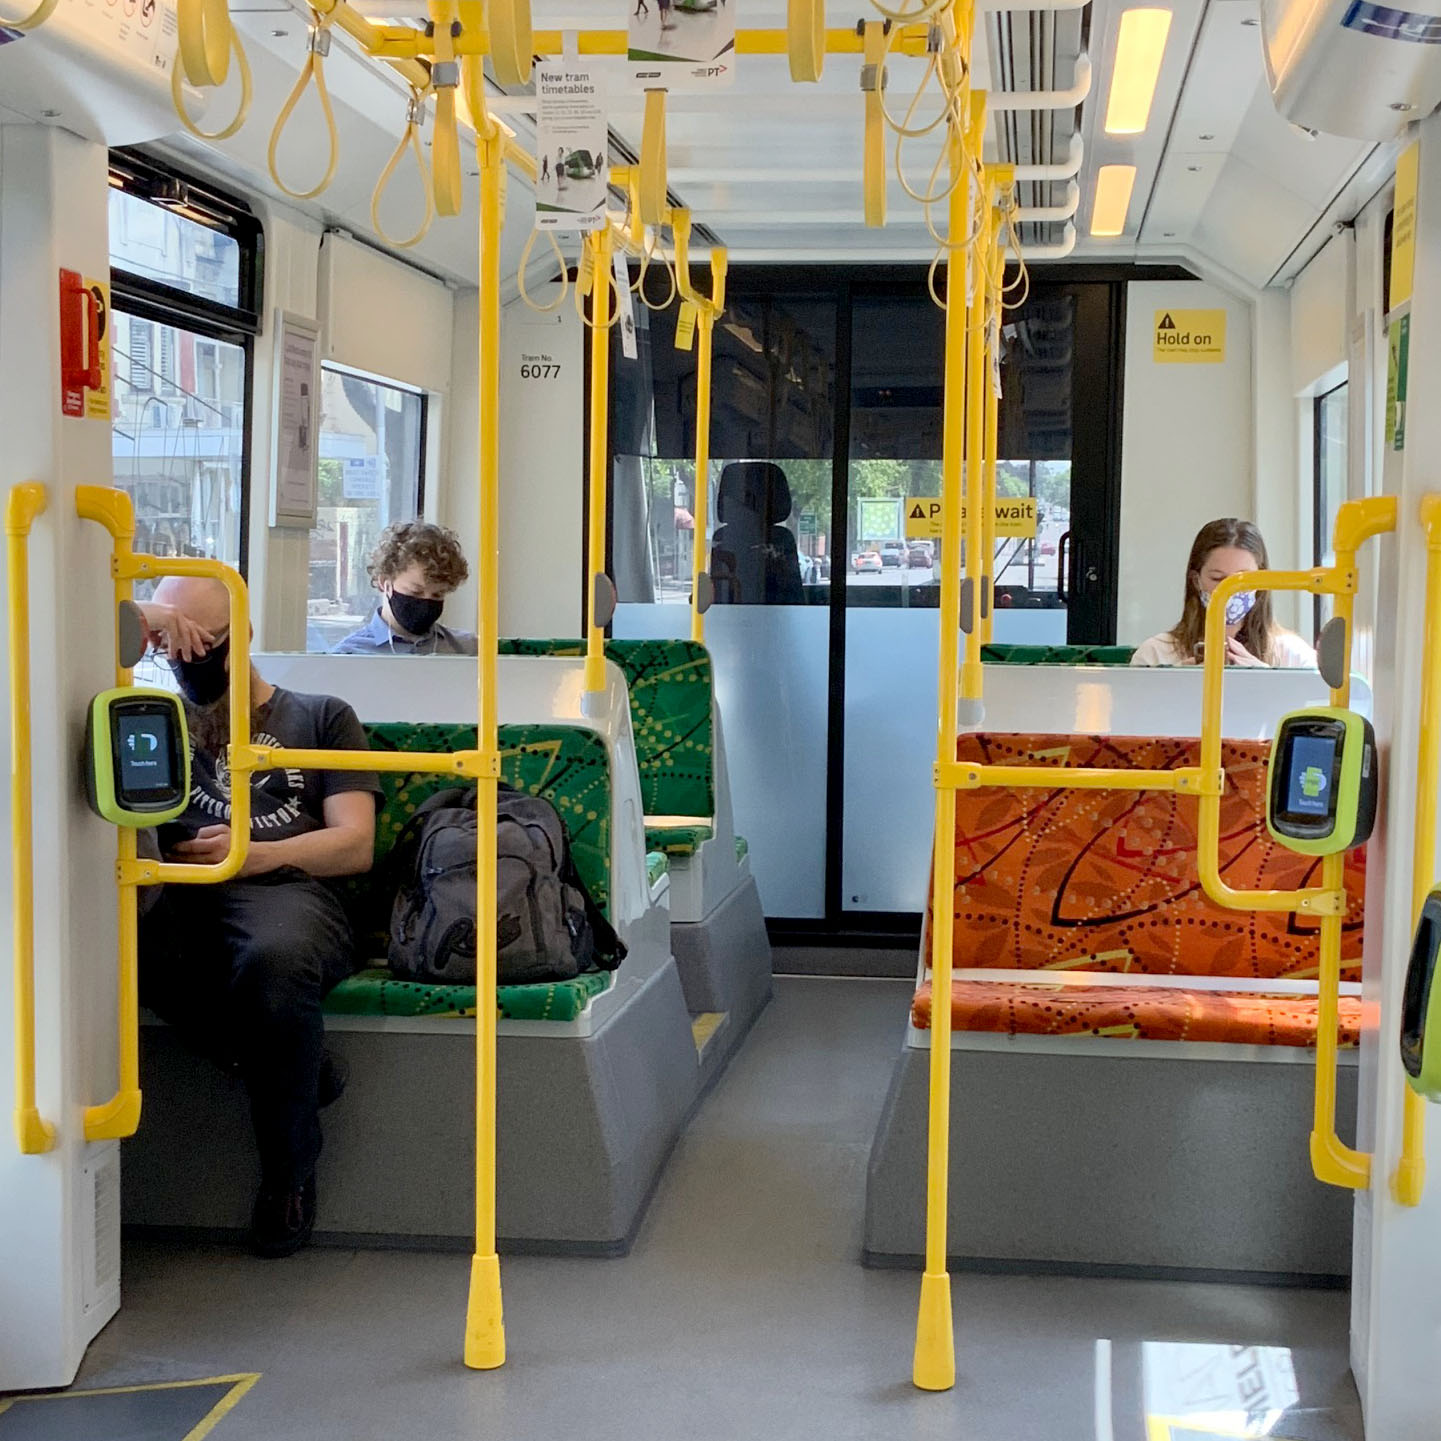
[614,603,830,919]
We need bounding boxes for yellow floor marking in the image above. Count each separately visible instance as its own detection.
[691,1012,728,1053]
[0,1372,260,1441]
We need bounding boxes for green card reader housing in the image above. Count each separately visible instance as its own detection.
[84,687,190,826]
[1265,707,1377,856]
[1402,888,1441,1101]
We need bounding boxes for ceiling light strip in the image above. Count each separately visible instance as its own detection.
[1104,8,1172,135]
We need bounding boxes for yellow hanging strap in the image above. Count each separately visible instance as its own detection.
[861,20,887,228]
[485,0,533,86]
[177,0,232,85]
[3,0,60,31]
[639,89,669,229]
[267,12,341,201]
[516,229,571,313]
[787,0,824,81]
[171,20,252,142]
[372,87,436,250]
[429,0,464,218]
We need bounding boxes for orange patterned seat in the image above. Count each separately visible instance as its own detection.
[915,733,1368,1048]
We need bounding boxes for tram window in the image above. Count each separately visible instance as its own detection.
[1314,380,1348,634]
[108,151,262,583]
[306,367,428,652]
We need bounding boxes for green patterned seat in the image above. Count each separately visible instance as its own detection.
[980,643,1136,665]
[645,823,713,858]
[500,639,716,820]
[323,720,614,1022]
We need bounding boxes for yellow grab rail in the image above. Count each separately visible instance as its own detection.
[1393,493,1441,1205]
[673,210,729,646]
[959,105,989,710]
[465,121,507,1368]
[914,125,969,1396]
[979,191,1004,645]
[7,483,57,1155]
[584,227,614,695]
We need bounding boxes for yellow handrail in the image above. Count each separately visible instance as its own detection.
[959,99,988,709]
[914,126,968,1398]
[7,483,57,1155]
[464,121,507,1369]
[979,190,1004,645]
[584,227,614,695]
[672,210,728,647]
[1393,492,1441,1206]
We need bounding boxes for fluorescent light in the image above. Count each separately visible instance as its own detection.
[1090,165,1137,237]
[1105,9,1172,135]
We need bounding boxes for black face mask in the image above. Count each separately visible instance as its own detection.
[170,636,230,706]
[387,589,443,638]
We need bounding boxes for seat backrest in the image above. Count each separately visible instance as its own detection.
[498,638,716,819]
[361,720,614,919]
[939,732,1366,980]
[980,643,1136,665]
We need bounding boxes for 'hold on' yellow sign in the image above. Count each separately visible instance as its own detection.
[905,497,1037,540]
[1153,308,1226,364]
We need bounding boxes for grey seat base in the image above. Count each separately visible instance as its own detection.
[122,957,701,1256]
[864,1039,1358,1281]
[670,873,773,1027]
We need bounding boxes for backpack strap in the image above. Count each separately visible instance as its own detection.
[559,850,627,970]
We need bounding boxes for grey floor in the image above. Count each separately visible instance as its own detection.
[63,977,1361,1441]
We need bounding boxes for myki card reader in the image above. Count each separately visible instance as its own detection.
[84,687,190,826]
[1265,707,1377,857]
[1402,888,1441,1102]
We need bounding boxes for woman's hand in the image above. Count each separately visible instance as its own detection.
[1225,636,1268,668]
[138,602,214,662]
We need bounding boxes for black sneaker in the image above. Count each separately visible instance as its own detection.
[317,1049,349,1110]
[250,1176,317,1259]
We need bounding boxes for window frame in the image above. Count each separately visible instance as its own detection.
[1313,378,1349,638]
[108,150,264,575]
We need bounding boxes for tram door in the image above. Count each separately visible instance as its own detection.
[611,275,1120,931]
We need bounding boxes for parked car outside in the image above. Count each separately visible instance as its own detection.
[907,544,933,569]
[852,550,882,573]
[880,540,907,568]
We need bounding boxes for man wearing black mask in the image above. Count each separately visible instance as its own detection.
[137,577,381,1257]
[331,519,477,655]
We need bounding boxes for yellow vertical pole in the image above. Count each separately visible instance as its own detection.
[464,124,506,1371]
[913,125,967,1395]
[585,226,613,694]
[1393,495,1441,1205]
[979,197,1002,646]
[691,304,714,646]
[7,483,56,1155]
[959,96,988,706]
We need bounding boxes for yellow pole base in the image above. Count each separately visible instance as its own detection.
[83,1088,142,1142]
[912,1269,955,1391]
[463,1252,506,1369]
[14,1106,57,1154]
[1392,1154,1426,1208]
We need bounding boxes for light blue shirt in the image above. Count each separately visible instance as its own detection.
[330,608,477,656]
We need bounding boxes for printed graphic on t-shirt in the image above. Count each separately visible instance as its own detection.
[190,729,309,834]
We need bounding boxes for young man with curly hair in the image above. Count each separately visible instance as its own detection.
[331,520,477,655]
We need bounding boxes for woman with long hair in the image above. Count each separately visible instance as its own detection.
[1130,517,1316,668]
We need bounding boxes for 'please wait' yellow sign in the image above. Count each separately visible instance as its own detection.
[905,498,1037,540]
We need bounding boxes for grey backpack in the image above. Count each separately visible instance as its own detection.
[386,785,625,985]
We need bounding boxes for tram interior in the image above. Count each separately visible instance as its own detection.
[2,0,1440,1437]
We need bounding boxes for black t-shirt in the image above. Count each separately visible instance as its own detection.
[184,688,381,841]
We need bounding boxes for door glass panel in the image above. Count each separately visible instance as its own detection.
[612,296,835,918]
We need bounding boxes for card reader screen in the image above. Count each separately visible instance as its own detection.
[117,713,173,794]
[1285,733,1337,819]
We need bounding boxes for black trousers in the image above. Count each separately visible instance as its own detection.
[139,870,358,1188]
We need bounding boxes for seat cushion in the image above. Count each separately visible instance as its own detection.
[980,644,1136,666]
[646,823,714,857]
[324,967,613,1022]
[912,978,1363,1048]
[647,851,669,887]
[939,732,1366,981]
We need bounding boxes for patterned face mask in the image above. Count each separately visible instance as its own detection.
[1201,588,1256,627]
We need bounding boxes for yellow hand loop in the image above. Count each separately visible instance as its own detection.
[2,0,61,31]
[639,89,668,229]
[266,14,341,201]
[177,0,233,86]
[517,227,570,314]
[429,0,463,217]
[485,0,532,87]
[787,0,824,81]
[171,25,253,142]
[372,89,436,250]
